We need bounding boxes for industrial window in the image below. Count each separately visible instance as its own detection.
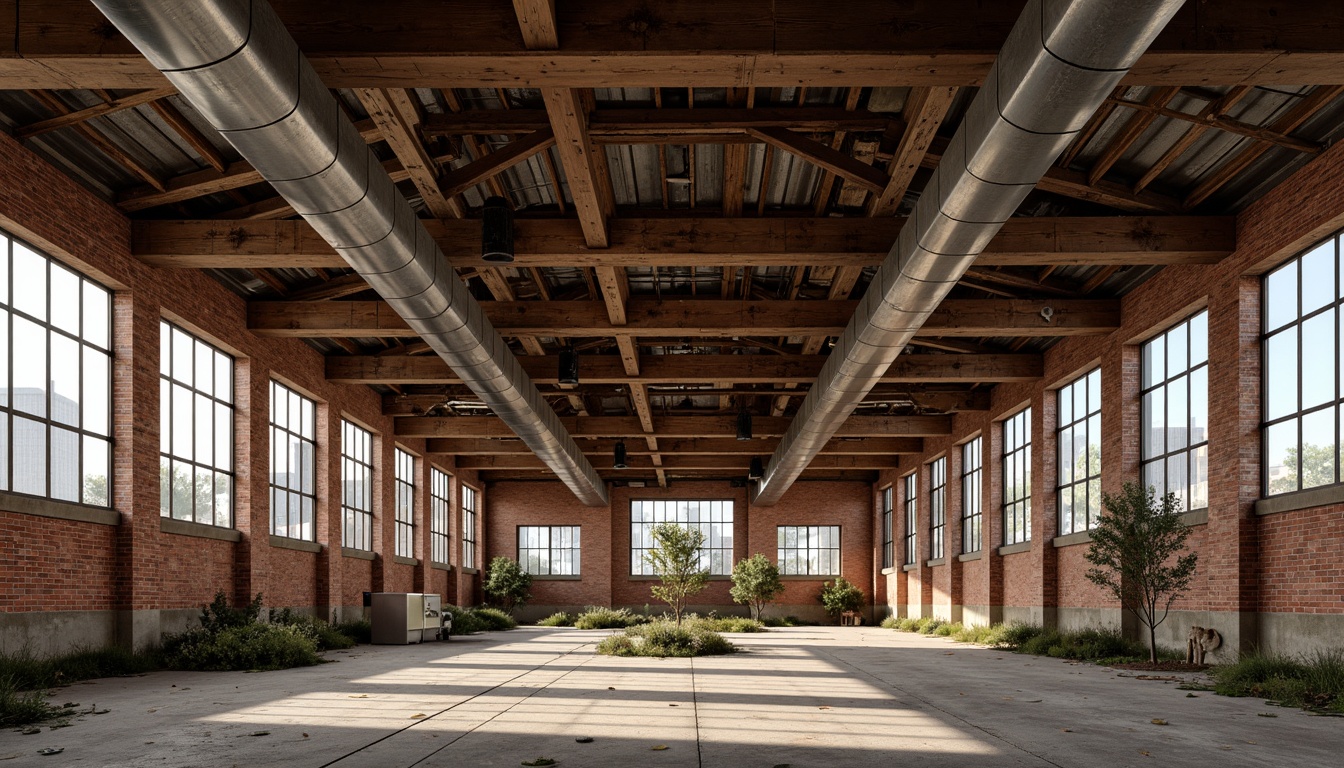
[1141,310,1209,510]
[394,448,415,559]
[1058,368,1102,534]
[159,321,232,526]
[461,484,478,569]
[340,420,373,551]
[777,525,840,576]
[962,438,982,554]
[902,474,917,565]
[0,233,112,507]
[630,499,733,575]
[518,525,580,576]
[880,486,894,570]
[929,457,946,559]
[269,380,316,540]
[430,468,451,566]
[1003,408,1032,545]
[1263,234,1344,495]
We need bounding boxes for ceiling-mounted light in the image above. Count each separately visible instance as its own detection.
[558,348,580,385]
[736,401,753,441]
[481,196,514,263]
[613,440,629,470]
[749,457,764,481]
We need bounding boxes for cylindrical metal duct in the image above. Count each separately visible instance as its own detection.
[752,0,1187,505]
[92,0,608,506]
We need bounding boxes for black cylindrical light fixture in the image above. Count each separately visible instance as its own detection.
[558,348,580,385]
[481,196,514,263]
[613,440,629,469]
[749,456,764,480]
[736,402,753,441]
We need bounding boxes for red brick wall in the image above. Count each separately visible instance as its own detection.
[0,516,118,612]
[486,481,612,608]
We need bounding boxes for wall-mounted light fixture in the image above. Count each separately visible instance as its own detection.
[481,196,514,263]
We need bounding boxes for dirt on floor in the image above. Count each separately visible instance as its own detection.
[1109,661,1210,673]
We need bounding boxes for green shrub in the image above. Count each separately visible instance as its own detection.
[1211,650,1344,710]
[818,577,865,620]
[598,621,736,658]
[472,607,518,631]
[162,624,320,671]
[0,675,60,727]
[933,621,961,637]
[952,625,1003,645]
[917,618,946,635]
[332,618,372,644]
[199,591,264,635]
[879,616,901,629]
[762,616,812,627]
[1019,628,1063,656]
[687,616,765,633]
[897,617,923,632]
[574,606,648,630]
[270,609,356,651]
[483,556,532,613]
[997,622,1045,648]
[537,612,575,627]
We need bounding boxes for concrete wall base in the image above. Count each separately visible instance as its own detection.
[962,605,992,628]
[1257,612,1344,657]
[2,610,118,656]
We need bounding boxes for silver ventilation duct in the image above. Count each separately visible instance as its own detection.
[92,0,609,506]
[752,0,1186,505]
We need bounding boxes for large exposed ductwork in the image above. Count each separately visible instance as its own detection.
[91,0,609,506]
[752,0,1187,505]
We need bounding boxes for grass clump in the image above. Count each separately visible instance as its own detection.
[762,616,814,627]
[331,617,372,644]
[884,617,1161,663]
[270,608,356,651]
[161,623,321,671]
[597,620,736,658]
[0,645,158,692]
[536,612,575,627]
[0,676,60,727]
[445,606,518,635]
[574,606,649,630]
[1213,649,1344,712]
[879,615,901,629]
[685,615,766,633]
[472,607,518,631]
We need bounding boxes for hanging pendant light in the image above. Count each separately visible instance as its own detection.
[749,457,764,481]
[481,196,514,263]
[613,440,629,469]
[558,348,580,385]
[736,401,753,441]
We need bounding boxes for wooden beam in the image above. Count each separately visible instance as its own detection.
[1088,86,1182,186]
[422,107,898,138]
[398,413,954,439]
[148,99,228,173]
[257,298,1118,339]
[454,453,901,471]
[868,86,958,216]
[542,88,613,248]
[478,469,880,482]
[511,0,558,48]
[438,128,556,198]
[286,274,371,302]
[328,352,1044,386]
[14,87,175,139]
[355,88,460,218]
[134,215,1233,269]
[748,127,890,194]
[426,435,925,456]
[26,90,165,192]
[1105,95,1323,154]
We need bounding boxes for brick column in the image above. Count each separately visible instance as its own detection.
[1032,391,1058,628]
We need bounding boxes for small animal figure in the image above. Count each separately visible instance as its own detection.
[1186,626,1222,664]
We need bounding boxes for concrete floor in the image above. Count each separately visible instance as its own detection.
[1,626,1340,767]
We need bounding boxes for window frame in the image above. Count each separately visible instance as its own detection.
[159,320,234,527]
[961,438,982,554]
[1057,368,1102,535]
[430,467,451,566]
[393,447,415,559]
[929,457,946,559]
[629,499,734,576]
[1002,408,1032,546]
[339,419,374,551]
[1,231,114,508]
[461,483,478,569]
[268,380,317,541]
[880,486,894,570]
[517,525,581,576]
[1140,309,1209,511]
[777,524,841,576]
[1262,234,1344,497]
[901,473,917,566]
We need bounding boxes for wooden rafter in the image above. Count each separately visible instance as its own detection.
[15,87,175,139]
[395,413,955,439]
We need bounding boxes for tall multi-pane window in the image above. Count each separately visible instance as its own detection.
[0,233,112,506]
[1003,408,1032,545]
[340,420,373,550]
[394,448,415,558]
[961,438,982,553]
[461,484,478,569]
[929,457,946,559]
[902,474,917,565]
[269,381,316,540]
[1141,311,1209,510]
[159,321,233,526]
[1263,235,1344,495]
[778,525,841,576]
[1058,369,1102,534]
[630,499,733,575]
[430,468,451,566]
[880,486,894,569]
[518,526,580,575]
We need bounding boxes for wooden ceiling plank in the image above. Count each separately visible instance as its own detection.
[148,99,228,173]
[867,86,958,217]
[1087,86,1182,186]
[355,87,461,219]
[15,86,176,139]
[399,413,955,439]
[1132,85,1252,194]
[749,126,889,193]
[438,128,557,199]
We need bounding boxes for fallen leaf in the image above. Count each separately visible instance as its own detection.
[1150,719,1168,726]
[1245,741,1258,745]
[249,731,270,737]
[302,733,310,738]
[651,745,669,751]
[521,759,556,767]
[669,704,678,707]
[1257,713,1278,718]
[410,713,427,719]
[20,727,40,736]
[1139,751,1150,757]
[348,694,369,699]
[1061,729,1073,733]
[575,737,593,743]
[1186,693,1198,698]
[607,687,615,691]
[35,748,63,756]
[818,706,831,710]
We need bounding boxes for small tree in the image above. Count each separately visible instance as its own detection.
[483,556,532,614]
[730,554,784,621]
[819,577,864,621]
[1085,482,1198,663]
[645,522,709,626]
